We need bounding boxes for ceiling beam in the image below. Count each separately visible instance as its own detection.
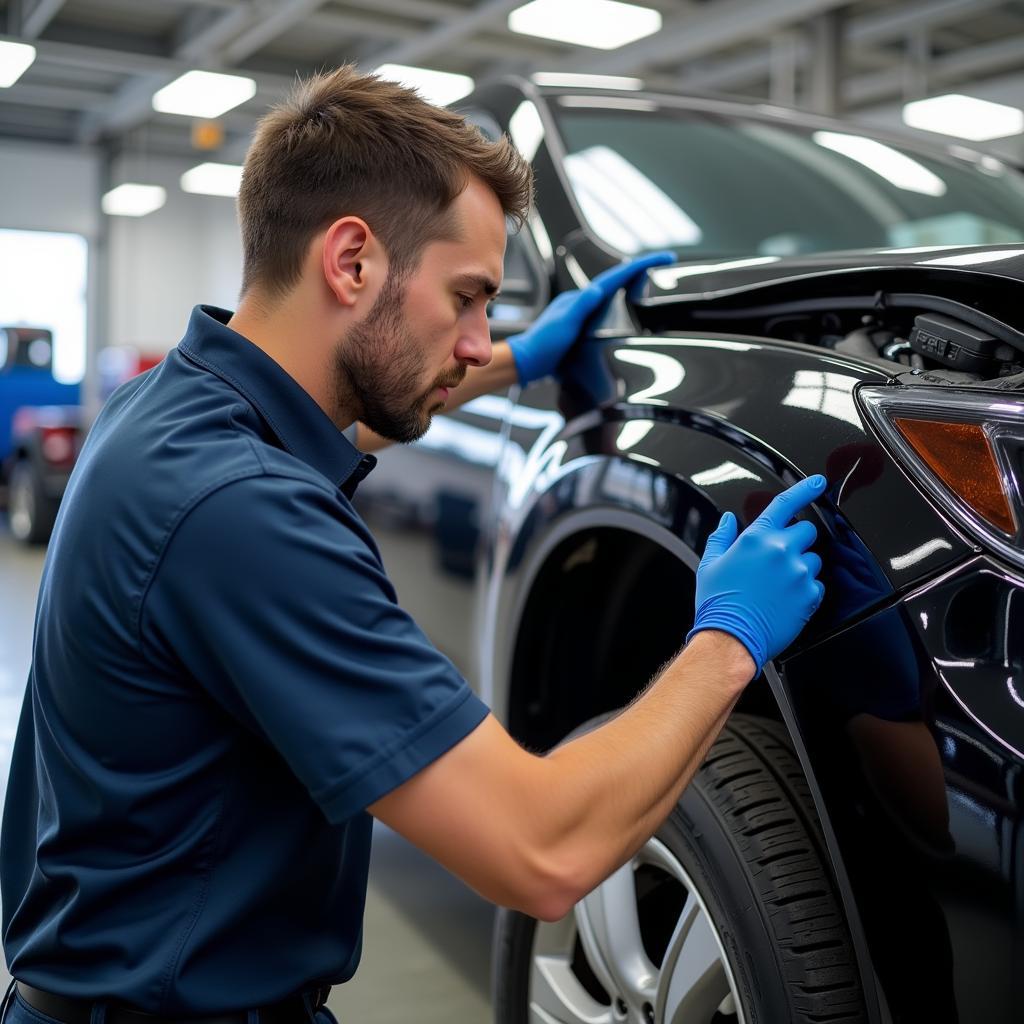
[306,7,562,63]
[0,31,292,87]
[74,2,291,145]
[339,0,464,22]
[678,0,1006,94]
[0,81,108,109]
[220,0,328,64]
[363,0,524,70]
[845,33,1024,107]
[173,3,255,61]
[551,0,850,75]
[21,0,67,39]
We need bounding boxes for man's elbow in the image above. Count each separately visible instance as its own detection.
[508,847,591,923]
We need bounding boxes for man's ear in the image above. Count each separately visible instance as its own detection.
[322,216,382,308]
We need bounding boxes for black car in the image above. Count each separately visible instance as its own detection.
[352,79,1024,1024]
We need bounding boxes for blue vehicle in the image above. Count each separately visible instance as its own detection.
[1,326,82,544]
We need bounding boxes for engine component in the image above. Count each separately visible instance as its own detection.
[909,313,1012,376]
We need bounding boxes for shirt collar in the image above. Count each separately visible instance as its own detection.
[178,305,376,494]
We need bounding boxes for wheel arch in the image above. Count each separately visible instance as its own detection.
[487,484,884,1021]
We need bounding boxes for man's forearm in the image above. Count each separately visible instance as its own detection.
[368,628,755,921]
[529,630,754,913]
[354,342,519,453]
[368,477,823,921]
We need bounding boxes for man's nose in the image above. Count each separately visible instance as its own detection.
[454,311,492,368]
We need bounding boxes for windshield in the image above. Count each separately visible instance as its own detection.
[552,104,1024,258]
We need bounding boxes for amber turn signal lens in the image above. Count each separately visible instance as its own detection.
[893,417,1016,535]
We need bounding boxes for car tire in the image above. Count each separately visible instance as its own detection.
[491,713,868,1024]
[8,458,57,545]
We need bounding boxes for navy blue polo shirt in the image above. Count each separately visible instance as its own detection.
[0,306,489,1014]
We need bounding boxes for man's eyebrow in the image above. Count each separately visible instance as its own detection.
[454,273,501,297]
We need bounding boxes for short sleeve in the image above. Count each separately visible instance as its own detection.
[141,474,489,823]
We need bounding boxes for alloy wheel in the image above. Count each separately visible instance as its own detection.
[8,465,35,542]
[528,837,743,1024]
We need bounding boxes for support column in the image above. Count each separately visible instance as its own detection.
[770,30,800,107]
[83,142,113,423]
[807,9,843,116]
[903,26,930,103]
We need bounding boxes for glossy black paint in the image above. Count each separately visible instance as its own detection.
[353,80,1024,1023]
[783,556,1024,1022]
[640,245,1024,305]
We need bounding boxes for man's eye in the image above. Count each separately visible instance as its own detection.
[458,294,475,309]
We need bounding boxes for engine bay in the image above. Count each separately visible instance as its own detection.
[639,274,1024,388]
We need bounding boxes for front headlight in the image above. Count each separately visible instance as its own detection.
[858,384,1024,568]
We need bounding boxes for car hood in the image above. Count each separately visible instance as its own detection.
[640,243,1024,304]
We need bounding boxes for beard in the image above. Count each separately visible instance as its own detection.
[332,271,465,444]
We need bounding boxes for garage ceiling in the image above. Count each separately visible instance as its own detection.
[1,0,1023,162]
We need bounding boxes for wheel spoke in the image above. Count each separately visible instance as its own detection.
[575,861,657,1006]
[530,954,614,1024]
[656,892,733,1024]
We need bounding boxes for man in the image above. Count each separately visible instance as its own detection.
[0,66,826,1024]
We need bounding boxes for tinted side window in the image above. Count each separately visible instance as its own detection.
[458,108,549,331]
[488,224,546,333]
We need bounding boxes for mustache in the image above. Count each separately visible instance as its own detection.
[435,366,467,391]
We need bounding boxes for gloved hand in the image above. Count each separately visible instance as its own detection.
[686,475,828,673]
[507,251,676,386]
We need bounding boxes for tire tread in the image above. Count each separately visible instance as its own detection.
[700,715,867,1023]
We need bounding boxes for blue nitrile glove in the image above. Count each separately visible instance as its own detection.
[686,475,828,673]
[507,251,676,386]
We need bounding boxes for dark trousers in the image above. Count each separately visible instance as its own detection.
[1,984,339,1024]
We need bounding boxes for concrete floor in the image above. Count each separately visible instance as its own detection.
[0,525,495,1023]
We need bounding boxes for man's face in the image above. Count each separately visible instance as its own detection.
[333,177,506,443]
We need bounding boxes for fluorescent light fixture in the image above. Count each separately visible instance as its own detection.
[531,72,644,89]
[813,131,947,197]
[153,70,256,118]
[374,64,473,106]
[101,184,166,217]
[509,0,661,50]
[903,94,1024,142]
[181,162,244,197]
[0,40,36,87]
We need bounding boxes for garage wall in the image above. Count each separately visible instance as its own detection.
[0,142,243,360]
[107,153,243,353]
[0,139,101,238]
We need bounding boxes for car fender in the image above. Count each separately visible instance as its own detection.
[478,331,977,1022]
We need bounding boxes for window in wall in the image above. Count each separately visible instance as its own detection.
[0,228,88,383]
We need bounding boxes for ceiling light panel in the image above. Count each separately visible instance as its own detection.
[509,0,661,50]
[902,94,1024,142]
[0,41,36,88]
[374,64,474,106]
[153,71,256,118]
[101,184,166,217]
[181,163,244,198]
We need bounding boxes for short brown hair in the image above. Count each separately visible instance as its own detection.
[237,65,533,300]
